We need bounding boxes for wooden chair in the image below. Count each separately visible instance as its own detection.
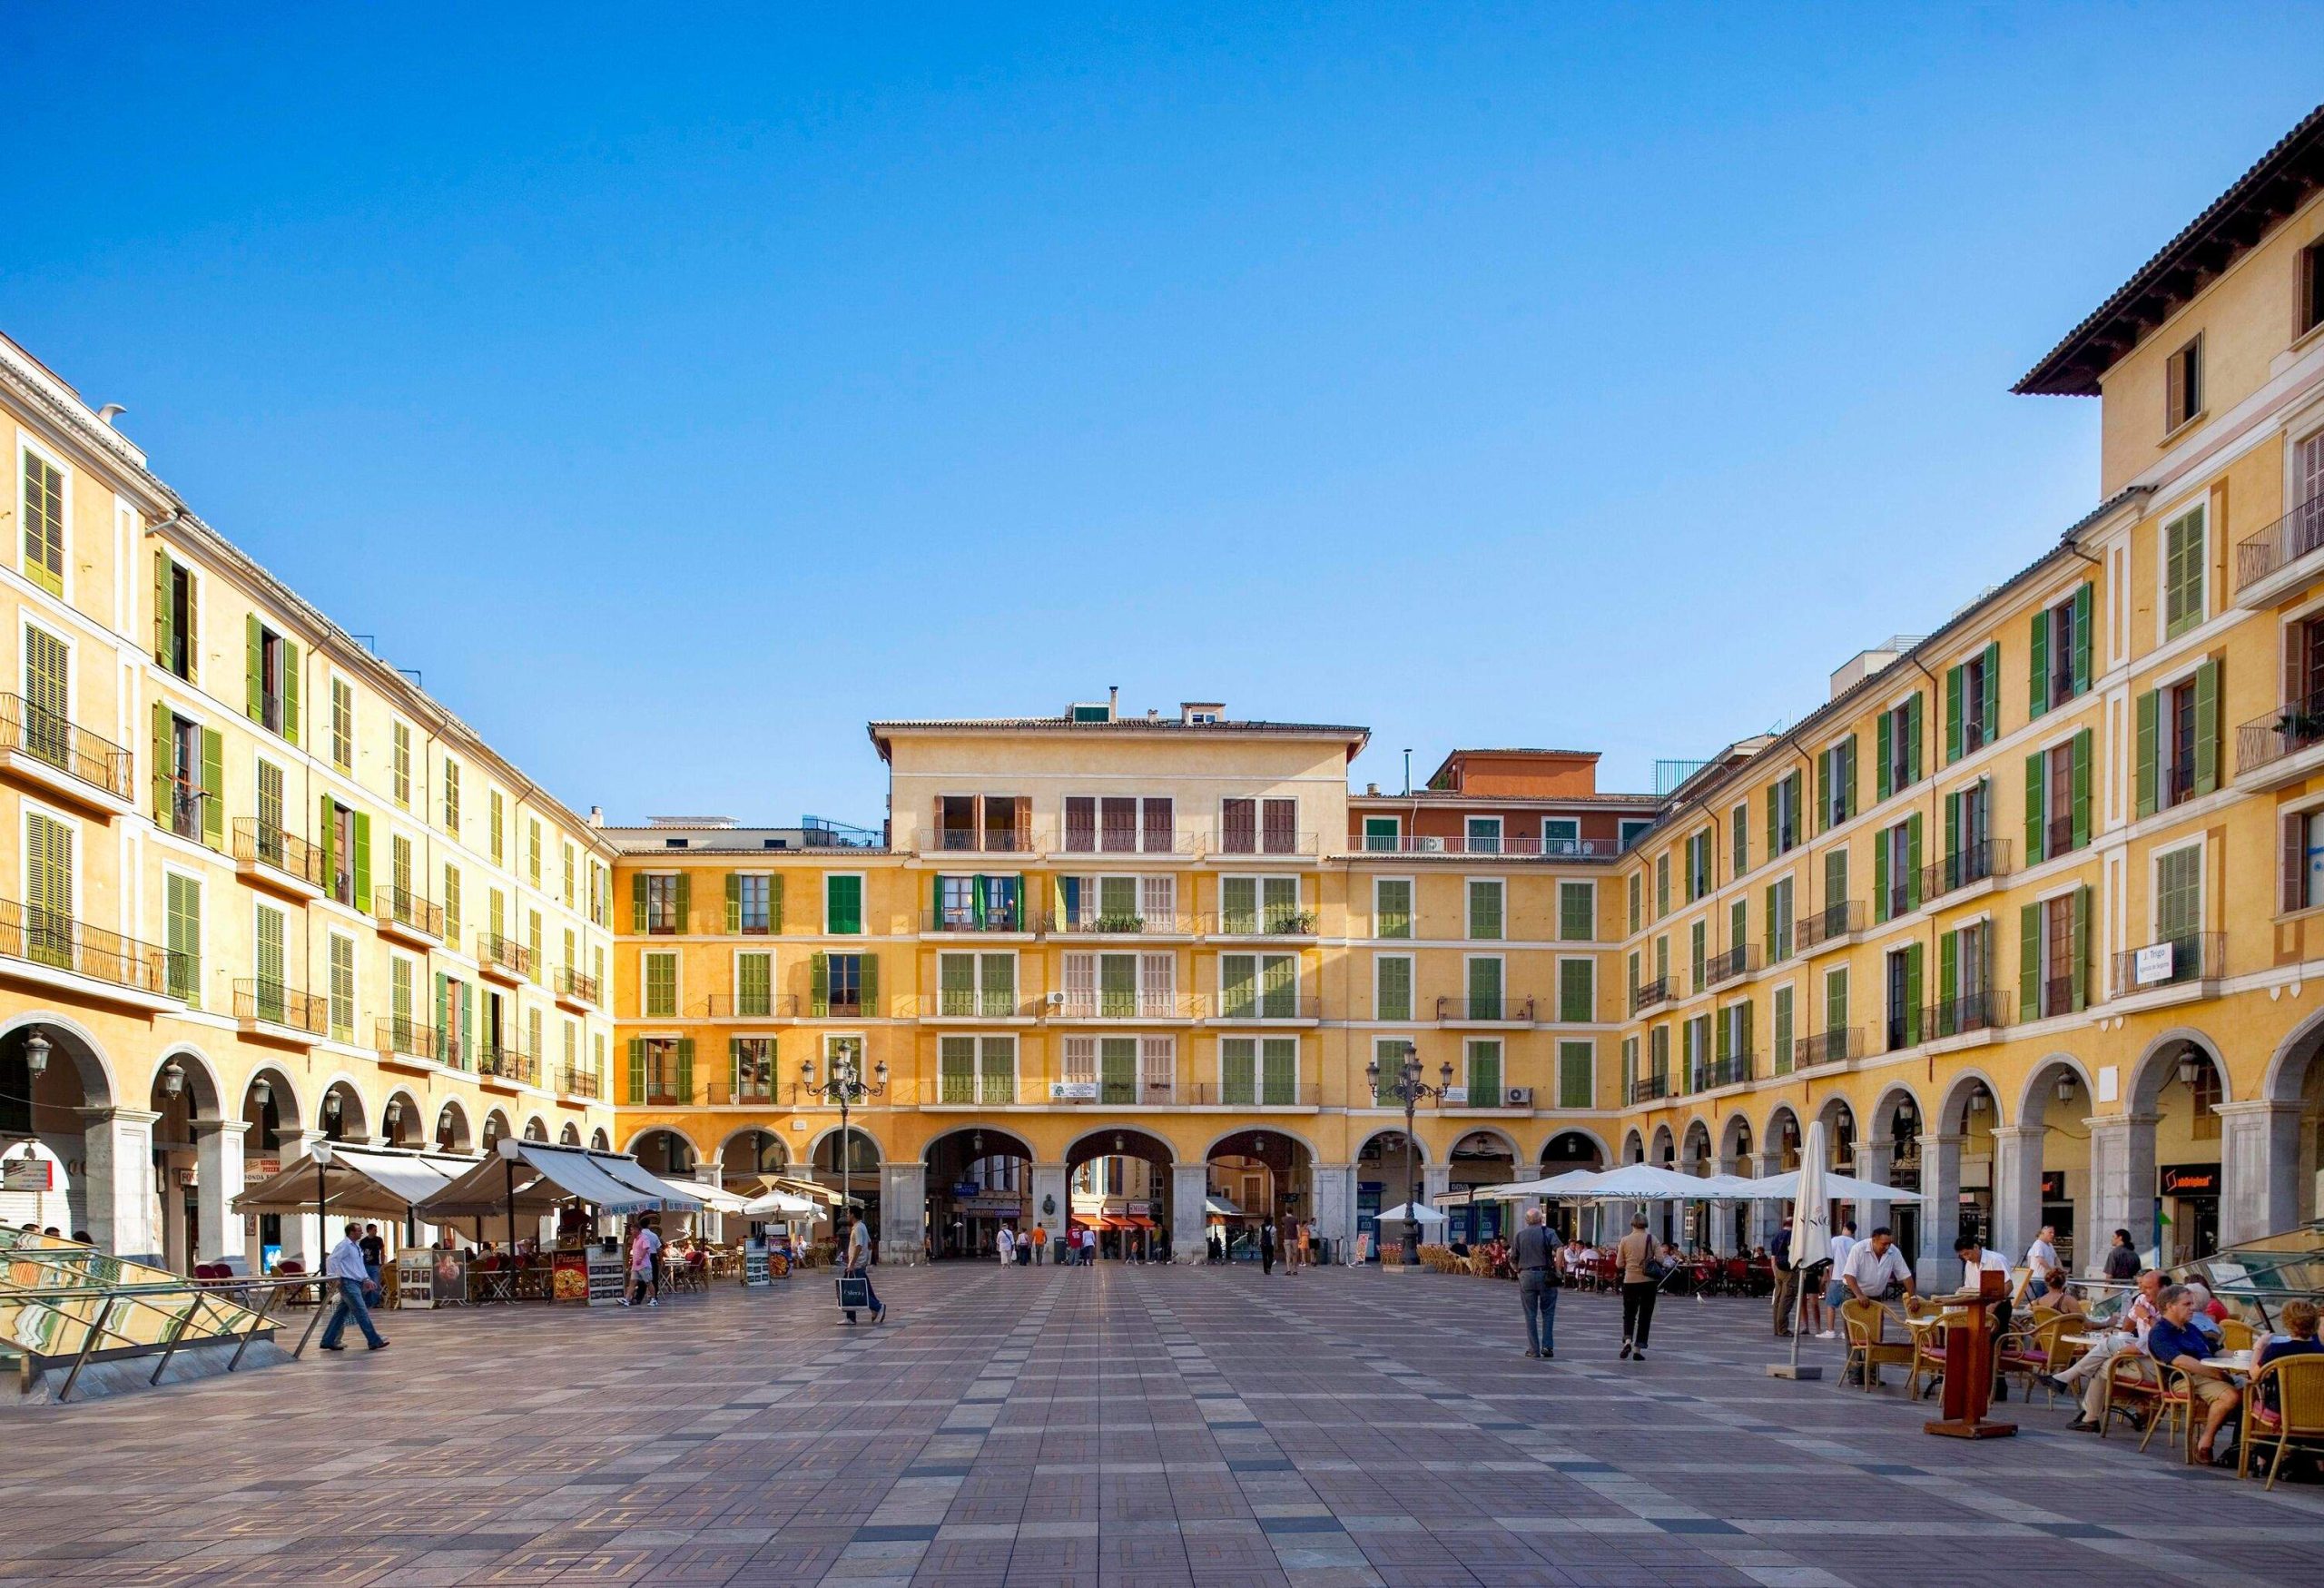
[1839,1298,1916,1393]
[1997,1312,2077,1406]
[2240,1356,2324,1490]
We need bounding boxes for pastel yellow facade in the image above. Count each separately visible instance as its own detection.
[0,333,620,1272]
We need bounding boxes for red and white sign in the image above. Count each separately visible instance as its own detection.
[3,1157,54,1192]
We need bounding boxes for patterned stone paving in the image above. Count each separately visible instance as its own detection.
[5,1262,2324,1586]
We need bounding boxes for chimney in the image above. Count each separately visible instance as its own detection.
[1108,685,1119,717]
[587,805,604,828]
[1365,782,1380,796]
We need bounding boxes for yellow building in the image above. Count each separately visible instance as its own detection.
[1611,105,2324,1282]
[606,716,1649,1258]
[0,332,620,1272]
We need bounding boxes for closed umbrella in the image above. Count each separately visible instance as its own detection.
[1770,1119,1829,1381]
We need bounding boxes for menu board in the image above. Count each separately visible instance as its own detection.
[552,1251,590,1301]
[743,1237,771,1287]
[432,1250,468,1306]
[586,1247,626,1306]
[396,1250,436,1308]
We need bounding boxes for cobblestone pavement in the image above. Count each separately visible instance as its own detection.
[5,1261,2323,1586]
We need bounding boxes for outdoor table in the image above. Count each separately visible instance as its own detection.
[2197,1353,2255,1379]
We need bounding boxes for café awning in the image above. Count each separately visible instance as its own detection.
[231,1142,477,1218]
[669,1177,752,1214]
[418,1140,687,1219]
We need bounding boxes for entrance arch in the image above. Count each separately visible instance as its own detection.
[435,1100,473,1155]
[1355,1129,1424,1261]
[1443,1128,1516,1247]
[1206,1128,1315,1259]
[1065,1127,1174,1260]
[2001,1055,2094,1262]
[924,1126,1034,1259]
[631,1127,700,1177]
[719,1127,788,1187]
[1866,1084,1925,1262]
[148,1049,225,1272]
[318,1078,368,1143]
[2127,1032,2228,1265]
[809,1126,882,1238]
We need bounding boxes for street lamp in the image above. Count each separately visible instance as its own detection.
[802,1046,888,1248]
[1364,1041,1452,1265]
[22,1028,50,1079]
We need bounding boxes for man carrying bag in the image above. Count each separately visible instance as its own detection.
[839,1211,886,1325]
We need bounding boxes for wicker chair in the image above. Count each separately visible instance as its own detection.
[2220,1317,2255,1354]
[1839,1298,1916,1392]
[2240,1355,2324,1489]
[1997,1312,2078,1406]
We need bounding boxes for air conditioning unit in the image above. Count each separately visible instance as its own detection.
[1504,1087,1533,1107]
[1045,991,1068,1008]
[1419,835,1446,853]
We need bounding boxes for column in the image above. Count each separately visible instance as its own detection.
[193,1119,250,1271]
[1855,1139,1893,1248]
[1916,1133,1965,1290]
[1312,1161,1355,1260]
[1987,1124,2048,1267]
[1170,1163,1209,1261]
[2085,1114,2158,1268]
[79,1107,161,1265]
[1031,1162,1069,1257]
[694,1163,726,1244]
[2215,1100,2306,1246]
[881,1160,925,1264]
[1719,1152,1757,1251]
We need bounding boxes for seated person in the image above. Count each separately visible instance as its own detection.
[2147,1284,2240,1463]
[2051,1268,2162,1431]
[2254,1298,2324,1426]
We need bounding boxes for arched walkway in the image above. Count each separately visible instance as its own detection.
[1066,1127,1176,1261]
[1356,1129,1425,1260]
[924,1126,1034,1259]
[1205,1128,1315,1261]
[1444,1128,1517,1247]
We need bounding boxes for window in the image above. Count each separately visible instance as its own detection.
[18,623,67,773]
[1689,920,1707,990]
[1768,771,1801,857]
[2024,729,2092,861]
[329,677,353,771]
[563,843,576,908]
[1557,881,1594,942]
[1948,643,2001,760]
[2155,843,2202,952]
[937,951,1017,1017]
[643,951,678,1017]
[1682,1016,1708,1091]
[938,1035,1017,1104]
[2031,585,2094,716]
[732,873,777,933]
[153,553,198,681]
[389,954,413,1038]
[1465,815,1502,854]
[1557,1040,1592,1110]
[328,932,356,1041]
[1373,1036,1411,1104]
[20,446,64,597]
[390,721,411,808]
[1220,795,1298,855]
[1943,778,1994,888]
[1876,695,1924,802]
[1684,829,1710,902]
[1062,794,1175,853]
[1619,817,1653,852]
[320,796,368,910]
[1059,950,1173,1017]
[527,820,543,888]
[2020,886,2090,1020]
[1715,1000,1751,1075]
[164,872,201,1004]
[1872,816,1920,923]
[2166,334,2202,432]
[1936,920,1991,1035]
[1374,877,1413,939]
[249,899,285,1019]
[1220,1036,1297,1106]
[628,1037,694,1106]
[1220,874,1302,935]
[1543,817,1581,856]
[2304,241,2324,339]
[1557,958,1594,1023]
[527,909,542,972]
[1765,876,1794,962]
[2281,806,2324,913]
[1362,815,1401,852]
[1466,878,1503,940]
[1771,985,1794,1075]
[1729,804,1748,879]
[934,794,1031,853]
[1058,873,1160,932]
[1374,954,1413,1021]
[1649,1025,1669,1089]
[1464,955,1504,1021]
[1219,952,1298,1019]
[389,833,415,919]
[1463,1040,1502,1106]
[442,864,462,942]
[2137,659,2221,814]
[1818,736,1857,830]
[487,789,505,865]
[638,873,685,935]
[1883,942,1923,1052]
[812,951,875,1016]
[1823,966,1848,1044]
[824,874,863,934]
[2163,506,2207,639]
[1823,846,1849,922]
[441,757,460,834]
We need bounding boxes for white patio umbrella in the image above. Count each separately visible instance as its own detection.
[1771,1119,1830,1381]
[739,1189,820,1218]
[1375,1201,1448,1225]
[1742,1169,1925,1204]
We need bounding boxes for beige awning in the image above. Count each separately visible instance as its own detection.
[232,1143,478,1218]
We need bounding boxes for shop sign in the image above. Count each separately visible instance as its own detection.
[743,1237,772,1287]
[2,1157,52,1191]
[2040,1170,2067,1201]
[959,1194,1025,1215]
[2159,1162,2221,1197]
[2133,942,2178,985]
[1127,1201,1149,1217]
[951,1182,982,1198]
[1441,1086,1469,1105]
[1049,1081,1098,1101]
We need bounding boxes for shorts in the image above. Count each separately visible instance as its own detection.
[2186,1374,2239,1414]
[1823,1277,1848,1309]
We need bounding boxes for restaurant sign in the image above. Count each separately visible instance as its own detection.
[2,1157,53,1191]
[2159,1162,2221,1198]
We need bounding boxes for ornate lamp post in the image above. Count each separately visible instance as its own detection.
[801,1046,887,1248]
[1364,1040,1451,1265]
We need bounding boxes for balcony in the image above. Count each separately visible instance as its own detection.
[0,694,134,815]
[1057,831,1199,859]
[915,991,1039,1021]
[1208,908,1318,938]
[914,826,1038,856]
[478,932,534,985]
[1054,912,1192,937]
[2233,497,2324,607]
[375,1016,441,1065]
[921,905,1042,935]
[1793,1027,1863,1070]
[1343,833,1624,860]
[1630,977,1673,1013]
[1927,990,2007,1042]
[2238,694,2324,789]
[1042,1076,1183,1106]
[2111,932,2224,1004]
[1211,832,1318,861]
[1188,1081,1321,1108]
[1923,838,2010,903]
[234,980,327,1044]
[559,1064,603,1100]
[477,1041,540,1087]
[1797,900,1864,952]
[374,884,444,947]
[232,821,325,900]
[1434,994,1535,1025]
[1628,1074,1669,1104]
[1702,943,1756,989]
[1211,993,1322,1023]
[1046,991,1199,1021]
[1700,1052,1755,1090]
[0,897,174,1007]
[697,991,803,1019]
[551,963,600,1010]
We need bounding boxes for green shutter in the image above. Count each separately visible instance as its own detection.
[810,952,830,1016]
[281,641,300,745]
[673,873,691,934]
[244,615,261,722]
[1876,711,1893,802]
[2019,903,2040,1021]
[2028,607,2050,719]
[1982,642,2002,739]
[352,811,371,912]
[1905,814,1923,912]
[1904,943,1923,1047]
[1766,785,1777,860]
[2133,688,2158,816]
[1842,734,1856,820]
[771,873,784,933]
[675,1039,694,1101]
[2071,728,2093,851]
[458,981,472,1068]
[1945,666,1965,763]
[1873,831,1889,923]
[728,873,743,932]
[626,1038,644,1104]
[860,953,878,1016]
[1938,930,1958,1036]
[319,794,336,897]
[1944,790,1960,874]
[2024,751,2046,864]
[631,873,647,932]
[2073,583,2093,695]
[1817,748,1831,833]
[150,701,172,819]
[2193,657,2221,796]
[436,972,448,1059]
[1907,694,1924,784]
[2071,886,2091,1012]
[199,727,223,847]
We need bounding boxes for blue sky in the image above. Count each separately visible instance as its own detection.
[10,8,2319,823]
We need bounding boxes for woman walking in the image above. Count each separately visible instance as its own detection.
[1616,1214,1658,1360]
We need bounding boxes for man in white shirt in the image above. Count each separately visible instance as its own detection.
[2024,1225,2063,1299]
[1835,1228,1915,1386]
[2049,1267,2163,1430]
[996,1225,1015,1267]
[319,1220,389,1352]
[1817,1221,1858,1338]
[1954,1235,2016,1401]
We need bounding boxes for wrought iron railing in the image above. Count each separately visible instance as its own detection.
[0,896,172,996]
[1703,944,1756,987]
[1344,833,1625,859]
[1793,1027,1862,1069]
[477,1041,540,1086]
[1797,900,1863,951]
[551,963,600,1005]
[2111,932,2224,996]
[1700,1052,1755,1090]
[1628,1074,1669,1104]
[0,693,133,801]
[375,1015,440,1062]
[2233,496,2324,593]
[697,991,802,1018]
[232,821,325,890]
[1434,994,1535,1022]
[921,906,1041,933]
[375,884,443,941]
[478,932,533,980]
[1924,838,2009,901]
[1630,977,1673,1012]
[234,980,326,1034]
[2240,692,2324,774]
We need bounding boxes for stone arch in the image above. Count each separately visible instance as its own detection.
[521,1114,549,1141]
[151,1043,226,1120]
[241,1064,303,1147]
[434,1099,473,1154]
[1536,1125,1609,1167]
[1680,1118,1715,1169]
[316,1074,369,1141]
[1204,1122,1322,1164]
[480,1109,513,1151]
[379,1089,425,1148]
[2017,1052,2097,1129]
[625,1122,704,1159]
[1649,1123,1676,1165]
[1356,1127,1427,1165]
[808,1123,883,1169]
[2264,1002,2324,1104]
[589,1128,611,1151]
[1868,1082,1924,1140]
[716,1123,792,1165]
[1621,1129,1645,1164]
[1764,1104,1803,1170]
[2127,1027,2231,1114]
[559,1121,582,1146]
[1936,1068,2004,1131]
[1,1010,119,1108]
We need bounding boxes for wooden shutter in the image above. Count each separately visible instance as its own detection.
[2023,751,2045,863]
[150,702,172,819]
[1905,814,1923,912]
[674,1039,694,1101]
[1938,930,1958,1035]
[1817,746,1831,832]
[809,952,830,1016]
[631,873,647,932]
[244,615,261,722]
[2071,729,2093,851]
[2018,903,2040,1020]
[1872,828,1889,923]
[1906,694,1924,784]
[281,640,300,745]
[320,795,337,899]
[2073,583,2094,693]
[770,873,784,933]
[1982,642,2001,738]
[153,551,172,669]
[626,1038,645,1104]
[352,812,371,912]
[860,952,878,1015]
[1876,711,1893,803]
[2028,607,2049,719]
[1765,784,1778,860]
[1903,943,1924,1047]
[673,872,692,934]
[2192,657,2221,795]
[199,727,223,847]
[2288,812,2310,913]
[2071,886,2092,1012]
[1945,665,1964,763]
[2132,689,2158,817]
[726,873,742,932]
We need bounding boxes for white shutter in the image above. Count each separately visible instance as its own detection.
[1139,1035,1176,1102]
[1139,952,1175,1015]
[1062,1036,1097,1085]
[1140,874,1176,929]
[1063,952,1096,1017]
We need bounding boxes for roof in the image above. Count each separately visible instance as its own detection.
[2015,104,2324,396]
[1348,789,1660,808]
[868,715,1370,763]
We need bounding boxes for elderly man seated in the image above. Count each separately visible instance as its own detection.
[2047,1267,2163,1431]
[2147,1284,2242,1465]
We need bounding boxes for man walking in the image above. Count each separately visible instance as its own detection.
[997,1224,1015,1267]
[1514,1207,1557,1360]
[1279,1213,1300,1276]
[319,1220,389,1352]
[358,1222,386,1289]
[1817,1220,1856,1338]
[845,1210,886,1324]
[1031,1221,1047,1265]
[1259,1218,1275,1276]
[1769,1216,1797,1337]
